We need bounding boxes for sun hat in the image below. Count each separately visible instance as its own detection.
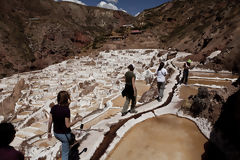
[187,59,192,63]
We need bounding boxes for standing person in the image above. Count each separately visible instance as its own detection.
[156,62,167,102]
[48,91,82,160]
[121,64,137,116]
[181,59,192,84]
[0,122,24,160]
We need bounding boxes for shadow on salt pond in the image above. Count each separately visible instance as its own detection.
[107,114,207,160]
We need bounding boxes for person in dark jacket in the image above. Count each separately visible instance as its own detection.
[0,122,24,160]
[48,91,82,160]
[180,59,191,84]
[121,64,137,116]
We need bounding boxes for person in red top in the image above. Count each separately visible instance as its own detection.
[48,91,82,160]
[0,122,24,160]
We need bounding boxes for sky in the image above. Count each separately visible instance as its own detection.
[56,0,170,16]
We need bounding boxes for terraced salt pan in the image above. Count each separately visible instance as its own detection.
[188,79,232,86]
[98,51,233,160]
[189,72,238,79]
[0,49,234,159]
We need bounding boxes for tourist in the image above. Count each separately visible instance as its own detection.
[48,91,82,160]
[156,62,167,102]
[180,59,192,84]
[0,122,24,160]
[121,64,137,116]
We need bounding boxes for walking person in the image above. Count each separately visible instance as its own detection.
[121,64,137,116]
[180,59,192,84]
[156,62,167,102]
[0,122,24,160]
[48,91,82,160]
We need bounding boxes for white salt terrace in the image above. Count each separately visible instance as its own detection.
[0,49,237,160]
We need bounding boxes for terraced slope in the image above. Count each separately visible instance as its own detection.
[0,49,237,159]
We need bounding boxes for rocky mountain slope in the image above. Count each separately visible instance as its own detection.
[1,0,239,78]
[135,0,240,72]
[0,0,134,78]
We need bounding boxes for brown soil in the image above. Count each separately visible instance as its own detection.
[136,0,240,73]
[0,0,134,78]
[179,86,198,99]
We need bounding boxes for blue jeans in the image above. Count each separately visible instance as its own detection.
[54,132,71,160]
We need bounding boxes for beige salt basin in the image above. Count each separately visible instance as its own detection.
[107,114,207,160]
[188,78,232,86]
[189,71,239,79]
[84,108,121,129]
[188,71,237,87]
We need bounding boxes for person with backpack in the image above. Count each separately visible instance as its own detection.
[180,59,192,84]
[48,91,83,160]
[0,122,24,160]
[121,64,138,116]
[156,62,167,102]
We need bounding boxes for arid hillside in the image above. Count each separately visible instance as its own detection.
[134,0,240,72]
[0,0,134,78]
[1,0,240,78]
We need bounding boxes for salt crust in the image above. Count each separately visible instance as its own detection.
[0,49,225,159]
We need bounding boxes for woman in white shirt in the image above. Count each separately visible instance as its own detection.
[156,62,167,102]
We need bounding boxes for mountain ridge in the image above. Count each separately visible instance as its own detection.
[134,0,240,72]
[1,0,240,78]
[0,0,134,78]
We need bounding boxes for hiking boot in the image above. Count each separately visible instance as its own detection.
[121,112,128,116]
[130,109,137,114]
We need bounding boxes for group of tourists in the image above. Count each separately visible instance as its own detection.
[121,59,191,116]
[0,59,191,160]
[121,62,168,116]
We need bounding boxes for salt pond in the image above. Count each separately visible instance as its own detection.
[107,114,207,160]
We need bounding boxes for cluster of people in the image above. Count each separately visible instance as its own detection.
[48,62,169,159]
[121,59,191,115]
[121,62,168,116]
[0,59,191,160]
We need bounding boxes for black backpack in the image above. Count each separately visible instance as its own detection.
[65,127,87,160]
[69,142,80,160]
[69,143,87,160]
